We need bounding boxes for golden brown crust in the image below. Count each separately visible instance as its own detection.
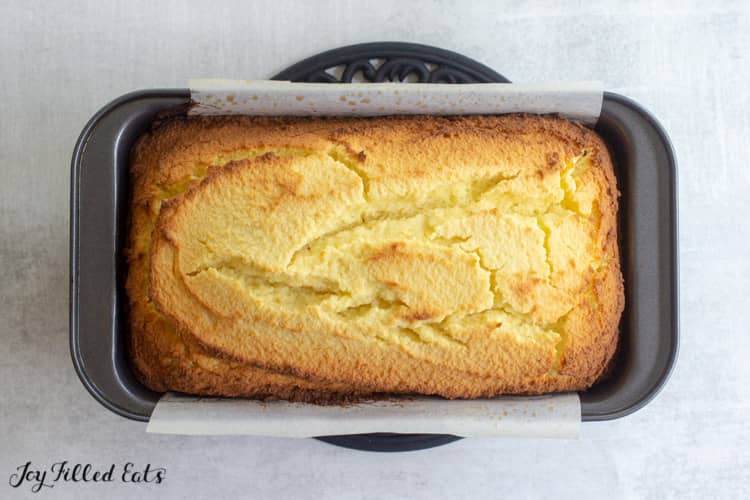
[127,114,624,400]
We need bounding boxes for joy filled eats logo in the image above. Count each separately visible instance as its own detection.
[8,461,165,493]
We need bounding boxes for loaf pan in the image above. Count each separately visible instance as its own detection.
[70,88,678,423]
[70,88,678,424]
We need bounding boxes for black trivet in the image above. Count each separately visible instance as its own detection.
[273,42,509,84]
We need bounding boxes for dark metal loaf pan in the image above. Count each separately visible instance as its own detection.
[70,89,678,423]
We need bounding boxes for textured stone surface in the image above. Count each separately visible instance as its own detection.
[1,0,748,498]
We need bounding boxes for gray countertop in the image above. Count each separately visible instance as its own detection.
[1,1,748,498]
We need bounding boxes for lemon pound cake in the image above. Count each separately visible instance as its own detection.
[126,114,624,400]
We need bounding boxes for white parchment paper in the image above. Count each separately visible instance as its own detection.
[147,393,581,438]
[147,79,603,438]
[189,79,603,125]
